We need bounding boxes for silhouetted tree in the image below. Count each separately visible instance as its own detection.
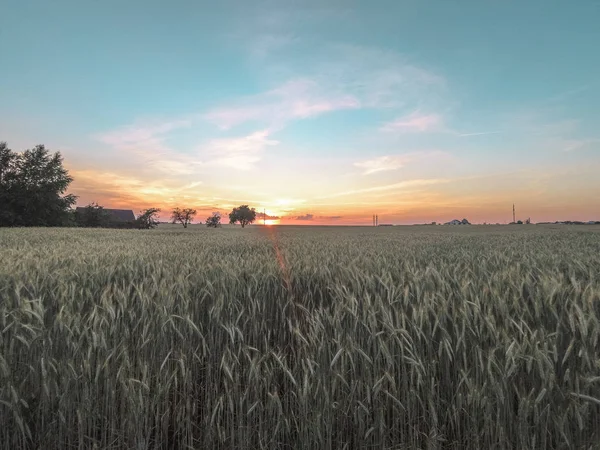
[229,205,256,228]
[74,203,111,227]
[0,142,77,226]
[205,212,221,228]
[171,208,196,228]
[135,208,161,229]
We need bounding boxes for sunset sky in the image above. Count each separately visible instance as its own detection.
[2,0,599,224]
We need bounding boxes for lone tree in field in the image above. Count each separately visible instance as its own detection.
[171,208,196,228]
[205,212,221,228]
[0,142,77,226]
[229,205,256,228]
[135,208,161,229]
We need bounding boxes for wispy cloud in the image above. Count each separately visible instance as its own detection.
[354,155,409,175]
[294,213,314,220]
[380,112,442,133]
[354,151,450,175]
[562,138,600,152]
[206,43,446,131]
[319,44,445,109]
[285,213,342,221]
[319,178,452,199]
[70,169,206,207]
[250,33,297,59]
[204,78,359,130]
[256,212,281,220]
[202,129,278,170]
[458,131,502,137]
[98,120,190,153]
[96,119,203,175]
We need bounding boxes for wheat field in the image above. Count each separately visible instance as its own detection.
[1,225,600,449]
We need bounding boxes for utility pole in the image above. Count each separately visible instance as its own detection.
[376,215,379,226]
[513,204,515,223]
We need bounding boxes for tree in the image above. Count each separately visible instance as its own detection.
[74,202,111,227]
[171,208,196,228]
[229,205,256,228]
[0,142,77,226]
[205,212,221,228]
[135,208,161,229]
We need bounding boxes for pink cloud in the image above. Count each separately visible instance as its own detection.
[380,112,442,133]
[204,78,360,129]
[202,129,279,170]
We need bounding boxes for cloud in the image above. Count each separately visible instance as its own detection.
[316,44,445,109]
[562,138,600,152]
[458,131,502,137]
[250,33,297,58]
[319,178,452,199]
[257,212,281,220]
[205,43,445,131]
[98,119,191,153]
[98,119,276,172]
[202,129,278,170]
[354,155,409,175]
[204,78,359,130]
[96,119,204,175]
[69,169,209,209]
[380,112,442,133]
[294,213,314,220]
[354,151,449,175]
[286,213,342,221]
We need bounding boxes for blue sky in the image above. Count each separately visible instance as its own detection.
[2,0,599,223]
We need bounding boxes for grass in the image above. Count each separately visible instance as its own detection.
[1,225,600,449]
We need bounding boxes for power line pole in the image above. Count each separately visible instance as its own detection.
[513,204,515,223]
[376,215,378,226]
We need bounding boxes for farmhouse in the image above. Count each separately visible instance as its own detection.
[75,207,135,222]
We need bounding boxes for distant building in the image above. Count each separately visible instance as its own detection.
[445,219,462,225]
[444,218,470,225]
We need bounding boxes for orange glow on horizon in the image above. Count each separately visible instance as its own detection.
[66,165,600,226]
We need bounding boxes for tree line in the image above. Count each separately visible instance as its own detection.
[0,142,258,229]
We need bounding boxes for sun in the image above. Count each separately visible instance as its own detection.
[264,219,279,226]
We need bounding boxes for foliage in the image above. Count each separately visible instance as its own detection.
[205,212,221,228]
[135,208,161,229]
[229,204,257,228]
[0,141,77,226]
[74,202,112,227]
[1,226,600,448]
[171,208,196,228]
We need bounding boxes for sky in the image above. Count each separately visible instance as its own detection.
[2,0,600,225]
